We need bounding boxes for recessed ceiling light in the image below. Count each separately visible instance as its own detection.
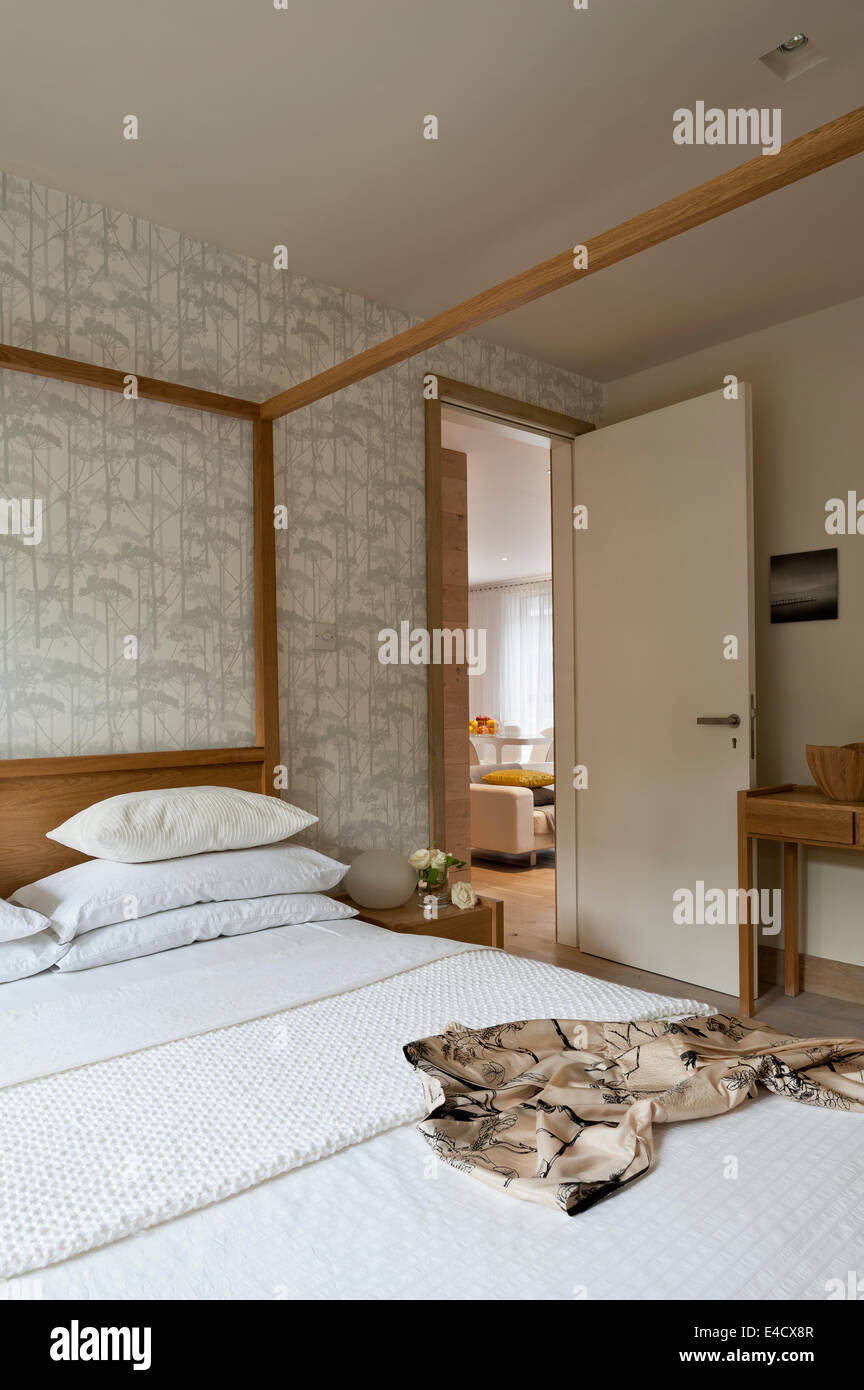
[500,556,509,561]
[759,33,825,82]
[778,33,808,53]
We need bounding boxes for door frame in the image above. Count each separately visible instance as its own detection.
[425,376,593,939]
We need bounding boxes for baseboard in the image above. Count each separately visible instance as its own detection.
[759,944,864,1005]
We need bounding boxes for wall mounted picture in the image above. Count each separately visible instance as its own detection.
[770,547,838,623]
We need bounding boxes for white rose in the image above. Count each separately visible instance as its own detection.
[431,849,448,869]
[451,881,477,911]
[409,849,431,870]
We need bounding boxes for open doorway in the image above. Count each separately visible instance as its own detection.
[425,377,592,957]
[442,406,556,950]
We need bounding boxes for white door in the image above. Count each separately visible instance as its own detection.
[572,386,754,995]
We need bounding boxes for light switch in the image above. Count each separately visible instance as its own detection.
[312,623,336,651]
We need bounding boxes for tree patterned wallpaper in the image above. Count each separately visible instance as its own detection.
[0,171,600,855]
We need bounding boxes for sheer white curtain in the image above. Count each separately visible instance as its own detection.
[469,579,554,734]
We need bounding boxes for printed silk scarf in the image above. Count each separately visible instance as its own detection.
[403,1014,864,1214]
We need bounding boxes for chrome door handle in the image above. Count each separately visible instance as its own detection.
[697,714,741,727]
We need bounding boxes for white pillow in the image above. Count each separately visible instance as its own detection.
[57,894,358,973]
[0,931,66,983]
[46,786,317,863]
[12,843,349,943]
[0,899,51,943]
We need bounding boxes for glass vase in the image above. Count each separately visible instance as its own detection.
[417,866,450,907]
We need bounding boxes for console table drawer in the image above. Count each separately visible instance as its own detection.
[746,799,855,844]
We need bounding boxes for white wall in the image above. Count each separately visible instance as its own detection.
[604,296,864,968]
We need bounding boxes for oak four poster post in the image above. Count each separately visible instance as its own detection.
[252,417,281,796]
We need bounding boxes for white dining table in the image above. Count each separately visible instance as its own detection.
[469,734,547,764]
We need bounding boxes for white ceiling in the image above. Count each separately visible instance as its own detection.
[1,1,862,380]
[443,412,551,585]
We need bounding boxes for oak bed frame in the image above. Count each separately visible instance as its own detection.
[1,105,862,901]
[0,363,280,899]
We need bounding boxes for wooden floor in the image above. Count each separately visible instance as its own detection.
[471,856,864,1036]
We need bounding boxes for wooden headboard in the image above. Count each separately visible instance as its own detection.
[0,748,271,898]
[0,347,281,900]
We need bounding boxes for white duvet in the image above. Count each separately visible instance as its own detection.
[2,920,862,1300]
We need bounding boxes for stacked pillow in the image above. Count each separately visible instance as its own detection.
[1,786,352,982]
[0,901,65,981]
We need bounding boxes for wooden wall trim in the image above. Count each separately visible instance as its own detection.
[261,105,864,421]
[252,418,281,794]
[436,378,594,439]
[0,344,260,420]
[426,439,470,869]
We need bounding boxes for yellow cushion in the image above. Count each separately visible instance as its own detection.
[482,770,555,788]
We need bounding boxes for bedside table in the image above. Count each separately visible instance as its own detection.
[338,893,503,949]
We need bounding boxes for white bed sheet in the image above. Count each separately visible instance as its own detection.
[0,917,477,1086]
[28,1092,863,1302]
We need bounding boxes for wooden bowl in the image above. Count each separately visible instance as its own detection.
[806,743,864,802]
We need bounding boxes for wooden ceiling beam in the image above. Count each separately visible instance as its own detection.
[261,104,864,422]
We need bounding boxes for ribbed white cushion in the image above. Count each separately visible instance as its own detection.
[0,899,50,944]
[46,786,317,863]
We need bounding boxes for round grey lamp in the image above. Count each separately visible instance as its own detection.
[343,849,416,910]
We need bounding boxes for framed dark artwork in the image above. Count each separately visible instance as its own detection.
[770,548,838,624]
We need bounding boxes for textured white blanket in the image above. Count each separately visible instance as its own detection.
[0,923,710,1277]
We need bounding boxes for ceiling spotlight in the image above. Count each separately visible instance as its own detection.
[760,33,824,81]
[500,556,509,561]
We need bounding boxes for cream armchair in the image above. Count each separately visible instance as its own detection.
[470,781,554,865]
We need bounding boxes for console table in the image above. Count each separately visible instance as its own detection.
[738,784,864,1016]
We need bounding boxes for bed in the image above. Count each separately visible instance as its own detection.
[2,899,862,1301]
[1,758,862,1302]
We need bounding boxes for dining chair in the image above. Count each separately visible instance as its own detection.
[529,726,554,764]
[501,724,522,763]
